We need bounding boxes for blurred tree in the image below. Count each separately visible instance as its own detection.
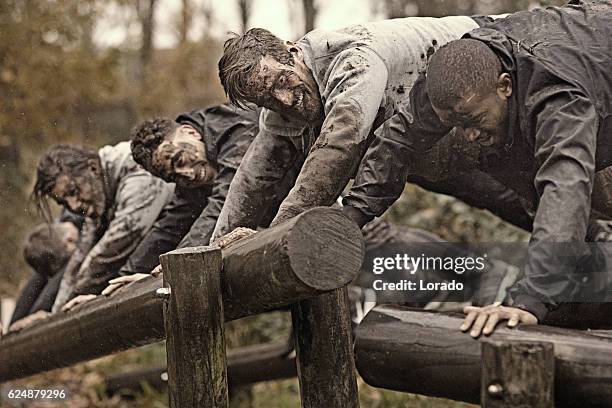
[302,0,318,33]
[135,0,158,69]
[179,0,192,44]
[0,0,120,295]
[237,0,253,33]
[372,0,570,18]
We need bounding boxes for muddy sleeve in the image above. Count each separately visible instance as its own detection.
[211,120,301,241]
[269,50,390,226]
[343,75,451,227]
[411,169,533,232]
[510,93,599,321]
[67,173,173,299]
[10,272,48,323]
[119,190,205,275]
[178,167,235,248]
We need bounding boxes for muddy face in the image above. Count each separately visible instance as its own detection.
[58,222,79,254]
[151,124,217,188]
[247,52,324,123]
[432,73,512,149]
[50,169,106,219]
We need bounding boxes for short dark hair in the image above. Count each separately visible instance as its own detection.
[130,118,177,176]
[426,39,501,110]
[23,223,71,277]
[32,144,98,218]
[218,28,294,108]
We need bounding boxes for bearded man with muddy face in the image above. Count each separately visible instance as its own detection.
[117,103,272,278]
[343,2,612,336]
[33,143,174,311]
[211,16,544,243]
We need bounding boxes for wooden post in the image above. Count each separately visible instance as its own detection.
[292,287,360,408]
[481,340,554,408]
[161,246,228,408]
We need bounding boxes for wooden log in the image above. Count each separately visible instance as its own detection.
[481,341,554,407]
[220,207,364,319]
[162,246,228,408]
[0,276,165,382]
[355,305,612,408]
[104,341,297,396]
[0,207,363,382]
[292,287,360,408]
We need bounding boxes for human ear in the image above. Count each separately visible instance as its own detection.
[285,41,303,62]
[87,158,101,174]
[497,73,512,98]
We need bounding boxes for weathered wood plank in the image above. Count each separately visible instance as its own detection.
[103,341,297,396]
[292,287,360,408]
[481,341,554,407]
[355,306,612,408]
[0,207,363,382]
[162,247,228,408]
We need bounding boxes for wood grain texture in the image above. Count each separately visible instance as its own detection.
[103,341,296,395]
[481,340,554,407]
[162,246,228,408]
[0,207,363,382]
[355,305,612,407]
[292,287,360,408]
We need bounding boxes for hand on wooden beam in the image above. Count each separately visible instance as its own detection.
[8,310,51,333]
[101,274,154,296]
[461,302,538,338]
[212,227,257,249]
[61,294,98,312]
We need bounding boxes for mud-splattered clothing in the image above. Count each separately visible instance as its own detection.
[120,104,263,274]
[11,212,84,322]
[211,16,518,239]
[52,142,174,310]
[344,1,612,321]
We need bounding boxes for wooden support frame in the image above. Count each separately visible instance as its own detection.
[355,305,612,407]
[292,287,360,408]
[481,340,554,407]
[0,207,363,383]
[162,246,228,408]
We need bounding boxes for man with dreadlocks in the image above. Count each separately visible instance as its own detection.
[32,142,174,311]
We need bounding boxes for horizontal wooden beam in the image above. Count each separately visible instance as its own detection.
[0,207,363,382]
[104,342,296,396]
[354,306,612,408]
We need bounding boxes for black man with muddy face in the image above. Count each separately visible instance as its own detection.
[344,2,612,336]
[211,15,534,243]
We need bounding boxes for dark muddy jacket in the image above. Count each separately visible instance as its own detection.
[120,104,261,274]
[210,15,523,240]
[345,0,612,321]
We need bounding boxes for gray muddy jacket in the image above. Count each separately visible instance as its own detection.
[53,142,174,310]
[211,16,497,240]
[344,0,612,320]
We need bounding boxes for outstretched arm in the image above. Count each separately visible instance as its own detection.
[343,74,451,227]
[211,121,300,241]
[270,50,390,226]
